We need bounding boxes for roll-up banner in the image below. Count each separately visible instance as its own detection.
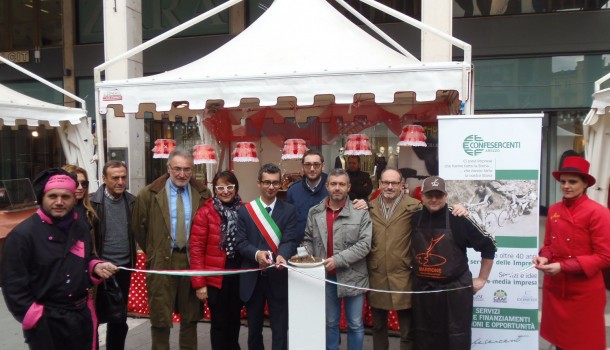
[438,114,543,349]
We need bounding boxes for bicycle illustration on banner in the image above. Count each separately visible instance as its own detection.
[449,180,538,236]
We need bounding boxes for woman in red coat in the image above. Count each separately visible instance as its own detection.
[533,156,610,350]
[190,170,243,350]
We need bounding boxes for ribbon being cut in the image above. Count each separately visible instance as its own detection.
[118,264,534,294]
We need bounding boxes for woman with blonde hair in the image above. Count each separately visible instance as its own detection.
[62,164,97,225]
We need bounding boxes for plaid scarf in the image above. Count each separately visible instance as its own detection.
[378,193,403,221]
[213,195,241,258]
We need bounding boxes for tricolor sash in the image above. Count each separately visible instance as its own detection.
[245,199,282,253]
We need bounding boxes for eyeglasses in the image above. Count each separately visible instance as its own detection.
[379,180,401,187]
[215,184,236,192]
[77,180,89,189]
[260,180,281,187]
[303,163,322,169]
[170,167,193,175]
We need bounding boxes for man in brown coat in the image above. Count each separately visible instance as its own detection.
[367,168,421,350]
[131,150,211,350]
[368,168,467,350]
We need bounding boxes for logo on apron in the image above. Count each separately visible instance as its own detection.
[416,234,448,279]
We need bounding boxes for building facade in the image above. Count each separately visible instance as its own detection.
[1,0,609,208]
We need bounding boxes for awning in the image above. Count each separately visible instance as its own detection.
[0,84,86,127]
[97,0,471,115]
[0,83,98,191]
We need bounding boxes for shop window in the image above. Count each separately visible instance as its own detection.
[454,0,609,17]
[0,0,62,50]
[76,78,96,119]
[475,54,610,111]
[4,80,64,105]
[77,0,230,45]
[247,0,420,25]
[0,125,62,181]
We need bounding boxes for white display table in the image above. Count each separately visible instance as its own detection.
[288,265,326,350]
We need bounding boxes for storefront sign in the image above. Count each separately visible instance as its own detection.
[438,113,543,350]
[0,51,30,63]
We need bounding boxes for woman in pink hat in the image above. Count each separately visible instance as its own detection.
[533,156,610,350]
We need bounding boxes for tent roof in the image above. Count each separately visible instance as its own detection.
[98,0,470,114]
[0,83,87,127]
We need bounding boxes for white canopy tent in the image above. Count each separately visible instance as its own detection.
[584,72,610,207]
[98,0,471,113]
[96,0,472,180]
[0,57,97,190]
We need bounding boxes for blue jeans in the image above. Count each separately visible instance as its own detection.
[325,275,364,350]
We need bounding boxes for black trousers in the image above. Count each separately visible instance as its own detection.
[96,266,132,350]
[412,273,473,350]
[24,304,93,350]
[245,274,288,350]
[208,259,243,350]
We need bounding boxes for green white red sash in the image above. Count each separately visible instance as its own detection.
[245,198,282,253]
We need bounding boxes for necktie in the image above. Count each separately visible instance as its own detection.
[176,187,186,248]
[265,206,271,214]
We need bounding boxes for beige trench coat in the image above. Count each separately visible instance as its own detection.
[367,195,421,310]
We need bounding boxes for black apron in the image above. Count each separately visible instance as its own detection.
[411,209,473,350]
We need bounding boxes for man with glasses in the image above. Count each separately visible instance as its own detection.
[367,168,422,350]
[132,150,212,350]
[410,176,495,350]
[368,169,469,350]
[236,163,298,350]
[287,150,368,242]
[90,160,136,350]
[286,150,329,241]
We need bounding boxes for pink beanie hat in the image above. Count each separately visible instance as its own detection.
[43,174,77,194]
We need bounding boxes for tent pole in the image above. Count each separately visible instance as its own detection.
[353,0,471,64]
[0,55,86,111]
[93,0,243,184]
[94,69,105,185]
[93,0,242,76]
[334,0,417,61]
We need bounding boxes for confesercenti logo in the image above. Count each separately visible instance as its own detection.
[493,289,507,303]
[517,291,537,304]
[463,135,521,156]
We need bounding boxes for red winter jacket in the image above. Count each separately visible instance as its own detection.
[190,198,229,290]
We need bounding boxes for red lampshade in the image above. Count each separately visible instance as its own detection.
[398,125,427,147]
[152,139,176,158]
[281,139,308,160]
[193,144,217,164]
[232,142,259,162]
[343,134,373,155]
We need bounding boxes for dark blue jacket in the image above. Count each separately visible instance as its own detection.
[285,172,328,242]
[236,199,298,302]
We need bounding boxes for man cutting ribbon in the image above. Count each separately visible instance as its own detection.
[236,163,298,350]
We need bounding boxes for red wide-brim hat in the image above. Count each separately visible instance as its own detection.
[552,156,596,187]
